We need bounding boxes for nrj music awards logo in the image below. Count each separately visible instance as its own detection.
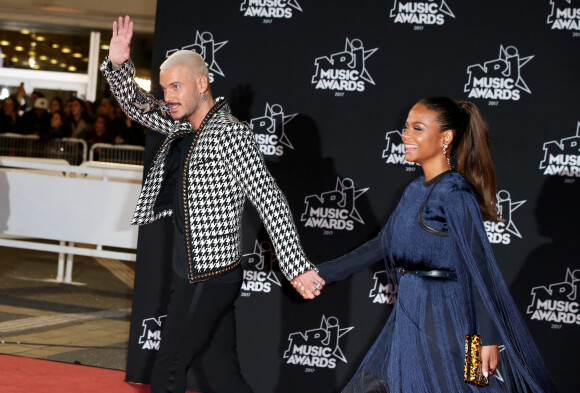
[539,122,580,178]
[312,38,378,93]
[138,315,166,350]
[369,270,398,304]
[300,177,369,232]
[464,45,534,102]
[484,190,526,245]
[240,0,302,19]
[382,130,419,167]
[389,0,455,25]
[527,268,580,326]
[547,0,580,31]
[245,103,297,157]
[283,315,354,369]
[166,31,228,83]
[241,240,281,295]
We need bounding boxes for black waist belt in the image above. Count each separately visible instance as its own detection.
[398,267,457,280]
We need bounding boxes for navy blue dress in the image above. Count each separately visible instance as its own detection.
[318,171,557,393]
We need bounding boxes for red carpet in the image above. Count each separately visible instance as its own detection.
[0,355,200,393]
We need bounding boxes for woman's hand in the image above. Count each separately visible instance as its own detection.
[481,344,499,378]
[291,270,325,299]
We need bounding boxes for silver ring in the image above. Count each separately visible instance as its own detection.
[313,280,321,290]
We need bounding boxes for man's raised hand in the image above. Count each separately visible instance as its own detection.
[109,15,134,67]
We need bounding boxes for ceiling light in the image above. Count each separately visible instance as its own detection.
[36,36,46,42]
[50,59,58,64]
[39,55,48,61]
[14,45,24,51]
[1,40,10,46]
[61,47,71,53]
[68,65,77,71]
[20,29,31,35]
[135,77,152,92]
[100,44,110,50]
[52,43,59,49]
[59,63,67,67]
[72,52,82,58]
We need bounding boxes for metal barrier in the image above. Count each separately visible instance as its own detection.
[0,133,87,165]
[89,143,145,165]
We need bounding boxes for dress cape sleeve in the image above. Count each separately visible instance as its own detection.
[445,189,558,392]
[317,231,384,284]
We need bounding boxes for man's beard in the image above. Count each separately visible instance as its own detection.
[174,99,200,123]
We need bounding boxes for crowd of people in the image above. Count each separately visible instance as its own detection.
[0,88,146,147]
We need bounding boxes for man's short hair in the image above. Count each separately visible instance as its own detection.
[160,50,209,79]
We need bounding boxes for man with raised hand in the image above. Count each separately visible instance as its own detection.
[101,15,325,393]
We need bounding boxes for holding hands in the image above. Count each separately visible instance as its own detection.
[292,270,325,299]
[109,15,134,67]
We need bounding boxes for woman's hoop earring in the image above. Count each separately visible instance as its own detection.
[442,141,452,170]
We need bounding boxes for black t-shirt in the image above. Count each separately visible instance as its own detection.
[171,132,195,279]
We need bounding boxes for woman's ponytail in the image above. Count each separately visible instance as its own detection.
[455,101,501,221]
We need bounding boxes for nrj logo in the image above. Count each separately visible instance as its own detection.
[166,31,228,83]
[369,270,398,304]
[527,268,580,326]
[283,315,354,369]
[240,0,302,19]
[300,177,369,231]
[464,45,534,101]
[382,130,419,167]
[245,103,297,157]
[241,240,281,294]
[312,38,378,93]
[547,0,580,31]
[138,315,166,350]
[389,0,455,25]
[484,190,526,245]
[539,122,580,178]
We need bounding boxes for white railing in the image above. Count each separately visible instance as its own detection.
[0,156,143,284]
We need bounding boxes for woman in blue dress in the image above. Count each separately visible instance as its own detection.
[293,97,557,392]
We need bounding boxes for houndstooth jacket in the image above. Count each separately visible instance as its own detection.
[101,58,316,282]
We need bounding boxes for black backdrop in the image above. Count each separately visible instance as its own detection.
[124,1,580,392]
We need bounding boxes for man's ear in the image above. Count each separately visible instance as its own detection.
[198,75,209,94]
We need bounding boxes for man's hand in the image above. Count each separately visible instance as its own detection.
[291,270,325,300]
[110,15,133,67]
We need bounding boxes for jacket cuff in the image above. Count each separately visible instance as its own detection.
[100,56,134,79]
[281,258,318,281]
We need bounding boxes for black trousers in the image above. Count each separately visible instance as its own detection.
[150,266,253,393]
